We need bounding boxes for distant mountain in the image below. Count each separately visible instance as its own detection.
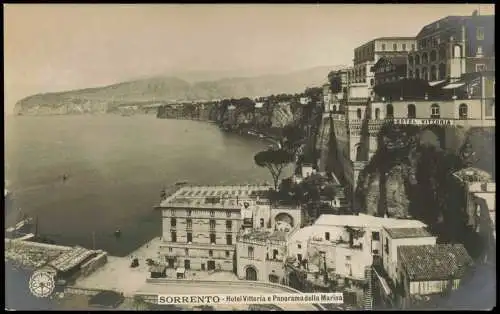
[14,65,346,115]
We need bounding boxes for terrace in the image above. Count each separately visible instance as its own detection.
[158,185,272,209]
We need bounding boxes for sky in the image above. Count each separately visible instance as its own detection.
[3,4,495,113]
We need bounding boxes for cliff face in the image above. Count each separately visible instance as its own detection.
[356,126,495,229]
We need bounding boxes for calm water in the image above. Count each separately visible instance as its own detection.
[5,115,291,256]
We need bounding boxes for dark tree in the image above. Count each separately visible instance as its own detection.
[254,149,294,190]
[327,71,342,94]
[281,124,305,154]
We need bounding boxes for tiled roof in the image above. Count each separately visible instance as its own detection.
[398,244,473,281]
[384,227,432,239]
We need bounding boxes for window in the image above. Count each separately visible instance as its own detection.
[225,251,230,258]
[171,231,177,243]
[393,43,397,51]
[476,27,485,40]
[346,255,351,261]
[408,70,413,79]
[226,234,233,245]
[187,209,192,216]
[381,43,386,51]
[415,68,420,79]
[209,250,213,257]
[210,210,215,217]
[297,254,302,262]
[248,246,254,259]
[407,104,416,118]
[476,64,486,72]
[386,104,394,118]
[171,209,176,217]
[260,218,265,228]
[226,220,232,230]
[408,55,414,65]
[210,233,216,244]
[431,103,440,119]
[297,244,302,249]
[187,218,192,229]
[373,249,379,255]
[210,219,216,230]
[168,247,173,252]
[187,232,192,243]
[415,55,420,65]
[185,248,189,256]
[430,50,437,62]
[372,231,380,241]
[459,104,468,119]
[411,44,416,51]
[357,108,362,119]
[375,108,380,120]
[439,63,446,80]
[325,232,330,241]
[422,52,428,64]
[370,78,375,86]
[171,218,176,227]
[402,43,407,51]
[477,46,483,57]
[430,65,437,81]
[453,45,462,58]
[226,211,231,217]
[273,249,279,260]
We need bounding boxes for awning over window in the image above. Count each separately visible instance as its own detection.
[442,82,465,89]
[428,80,446,87]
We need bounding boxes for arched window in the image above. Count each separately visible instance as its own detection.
[453,45,462,58]
[415,55,421,65]
[408,55,414,65]
[355,145,362,161]
[422,67,428,80]
[357,108,362,119]
[430,65,437,81]
[408,70,413,78]
[439,63,446,80]
[439,47,446,60]
[415,69,420,79]
[430,50,437,62]
[422,52,429,64]
[332,105,337,113]
[375,108,380,120]
[459,103,468,119]
[431,103,440,119]
[407,104,416,118]
[386,104,394,118]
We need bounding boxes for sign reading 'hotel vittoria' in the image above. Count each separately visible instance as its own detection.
[390,119,455,126]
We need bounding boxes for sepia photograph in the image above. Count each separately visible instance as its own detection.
[3,3,496,311]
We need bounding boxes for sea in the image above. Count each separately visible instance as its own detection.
[4,114,293,310]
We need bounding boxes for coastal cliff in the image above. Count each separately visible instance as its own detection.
[14,66,339,116]
[355,125,495,257]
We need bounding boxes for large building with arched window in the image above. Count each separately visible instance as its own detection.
[407,14,495,84]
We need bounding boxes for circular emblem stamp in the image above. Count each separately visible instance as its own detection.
[29,271,55,298]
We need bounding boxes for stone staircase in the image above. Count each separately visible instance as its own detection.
[363,266,374,310]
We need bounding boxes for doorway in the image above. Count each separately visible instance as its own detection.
[167,258,175,269]
[245,266,257,281]
[207,261,216,271]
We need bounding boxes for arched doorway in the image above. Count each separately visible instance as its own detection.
[245,266,257,281]
[275,213,294,228]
